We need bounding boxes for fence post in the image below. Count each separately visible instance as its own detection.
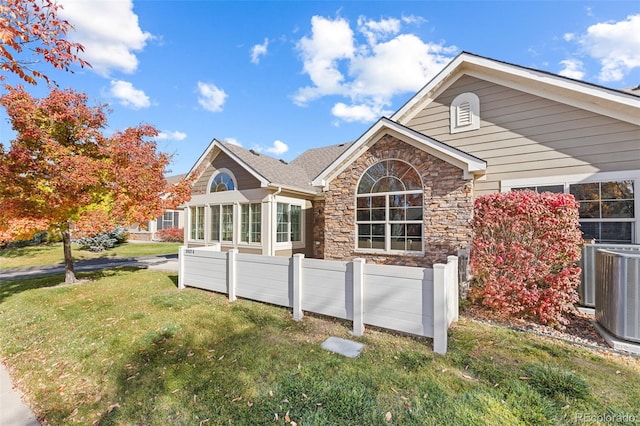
[228,249,238,302]
[292,254,304,321]
[352,258,365,336]
[178,245,185,290]
[447,255,459,323]
[432,263,447,355]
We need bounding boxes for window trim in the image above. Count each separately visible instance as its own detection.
[240,202,262,245]
[207,168,237,194]
[355,159,425,255]
[502,171,639,244]
[189,206,205,241]
[210,204,234,243]
[274,201,305,248]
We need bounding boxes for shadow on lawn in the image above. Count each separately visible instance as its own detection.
[0,267,146,304]
[92,298,384,425]
[0,274,67,304]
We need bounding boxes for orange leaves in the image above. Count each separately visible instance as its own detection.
[0,85,184,243]
[0,0,90,84]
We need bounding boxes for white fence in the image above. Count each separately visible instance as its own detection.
[178,247,459,354]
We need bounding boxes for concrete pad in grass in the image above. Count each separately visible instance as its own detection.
[321,336,364,358]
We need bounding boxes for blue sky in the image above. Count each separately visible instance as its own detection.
[1,1,639,176]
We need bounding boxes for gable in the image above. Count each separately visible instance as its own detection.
[393,52,640,127]
[313,118,486,188]
[404,74,640,195]
[191,150,263,195]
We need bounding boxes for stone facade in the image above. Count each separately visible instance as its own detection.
[316,135,474,268]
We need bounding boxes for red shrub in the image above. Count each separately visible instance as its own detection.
[469,191,583,326]
[156,227,184,242]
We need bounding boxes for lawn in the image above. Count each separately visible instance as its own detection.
[0,242,182,270]
[0,268,638,425]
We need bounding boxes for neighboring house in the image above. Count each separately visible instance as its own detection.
[182,52,640,267]
[128,174,187,241]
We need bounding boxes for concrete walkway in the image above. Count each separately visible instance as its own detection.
[0,362,39,426]
[0,255,179,425]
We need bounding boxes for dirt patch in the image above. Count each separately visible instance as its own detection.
[461,304,609,349]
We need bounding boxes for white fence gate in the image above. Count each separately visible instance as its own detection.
[178,247,459,354]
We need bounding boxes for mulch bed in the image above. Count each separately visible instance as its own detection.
[461,304,610,349]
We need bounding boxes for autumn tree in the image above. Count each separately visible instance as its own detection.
[0,85,191,283]
[1,0,89,84]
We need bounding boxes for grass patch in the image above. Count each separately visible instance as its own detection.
[0,242,181,269]
[0,270,638,425]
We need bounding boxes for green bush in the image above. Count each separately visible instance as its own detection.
[74,227,129,252]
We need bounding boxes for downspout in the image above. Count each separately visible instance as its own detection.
[268,186,282,256]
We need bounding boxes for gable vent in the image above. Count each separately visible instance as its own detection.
[450,92,480,134]
[457,101,472,126]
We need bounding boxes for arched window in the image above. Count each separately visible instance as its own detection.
[450,92,480,134]
[356,160,423,252]
[209,171,235,193]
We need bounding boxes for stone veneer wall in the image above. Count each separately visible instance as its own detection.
[318,135,474,268]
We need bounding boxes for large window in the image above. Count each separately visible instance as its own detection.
[190,206,204,240]
[211,205,234,242]
[356,160,423,252]
[241,203,261,243]
[570,181,634,243]
[276,203,302,243]
[511,180,635,243]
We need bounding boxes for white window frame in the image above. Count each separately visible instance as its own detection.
[450,92,480,134]
[501,170,640,244]
[240,202,262,245]
[189,206,205,241]
[355,159,424,255]
[210,204,234,243]
[274,201,305,248]
[207,168,238,193]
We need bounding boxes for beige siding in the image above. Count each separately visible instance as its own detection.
[192,151,262,195]
[406,75,640,196]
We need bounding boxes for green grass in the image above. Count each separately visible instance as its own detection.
[0,242,181,269]
[0,269,638,425]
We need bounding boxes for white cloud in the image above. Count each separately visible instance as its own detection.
[293,16,356,105]
[357,16,401,45]
[59,0,152,76]
[108,80,150,109]
[563,33,575,42]
[265,140,289,155]
[575,14,640,82]
[331,102,382,123]
[156,131,187,141]
[251,38,269,64]
[197,82,228,112]
[558,59,585,80]
[294,15,456,123]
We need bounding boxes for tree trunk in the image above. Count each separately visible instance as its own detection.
[62,229,77,283]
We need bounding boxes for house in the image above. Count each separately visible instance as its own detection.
[128,174,187,241]
[182,52,640,267]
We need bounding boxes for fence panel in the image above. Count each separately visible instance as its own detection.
[363,263,434,337]
[182,249,227,293]
[301,258,352,320]
[236,253,292,308]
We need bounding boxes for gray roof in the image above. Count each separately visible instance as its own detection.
[217,140,354,194]
[289,142,354,182]
[218,141,317,193]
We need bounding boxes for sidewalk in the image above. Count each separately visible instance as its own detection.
[0,254,179,281]
[0,362,39,426]
[0,254,180,424]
